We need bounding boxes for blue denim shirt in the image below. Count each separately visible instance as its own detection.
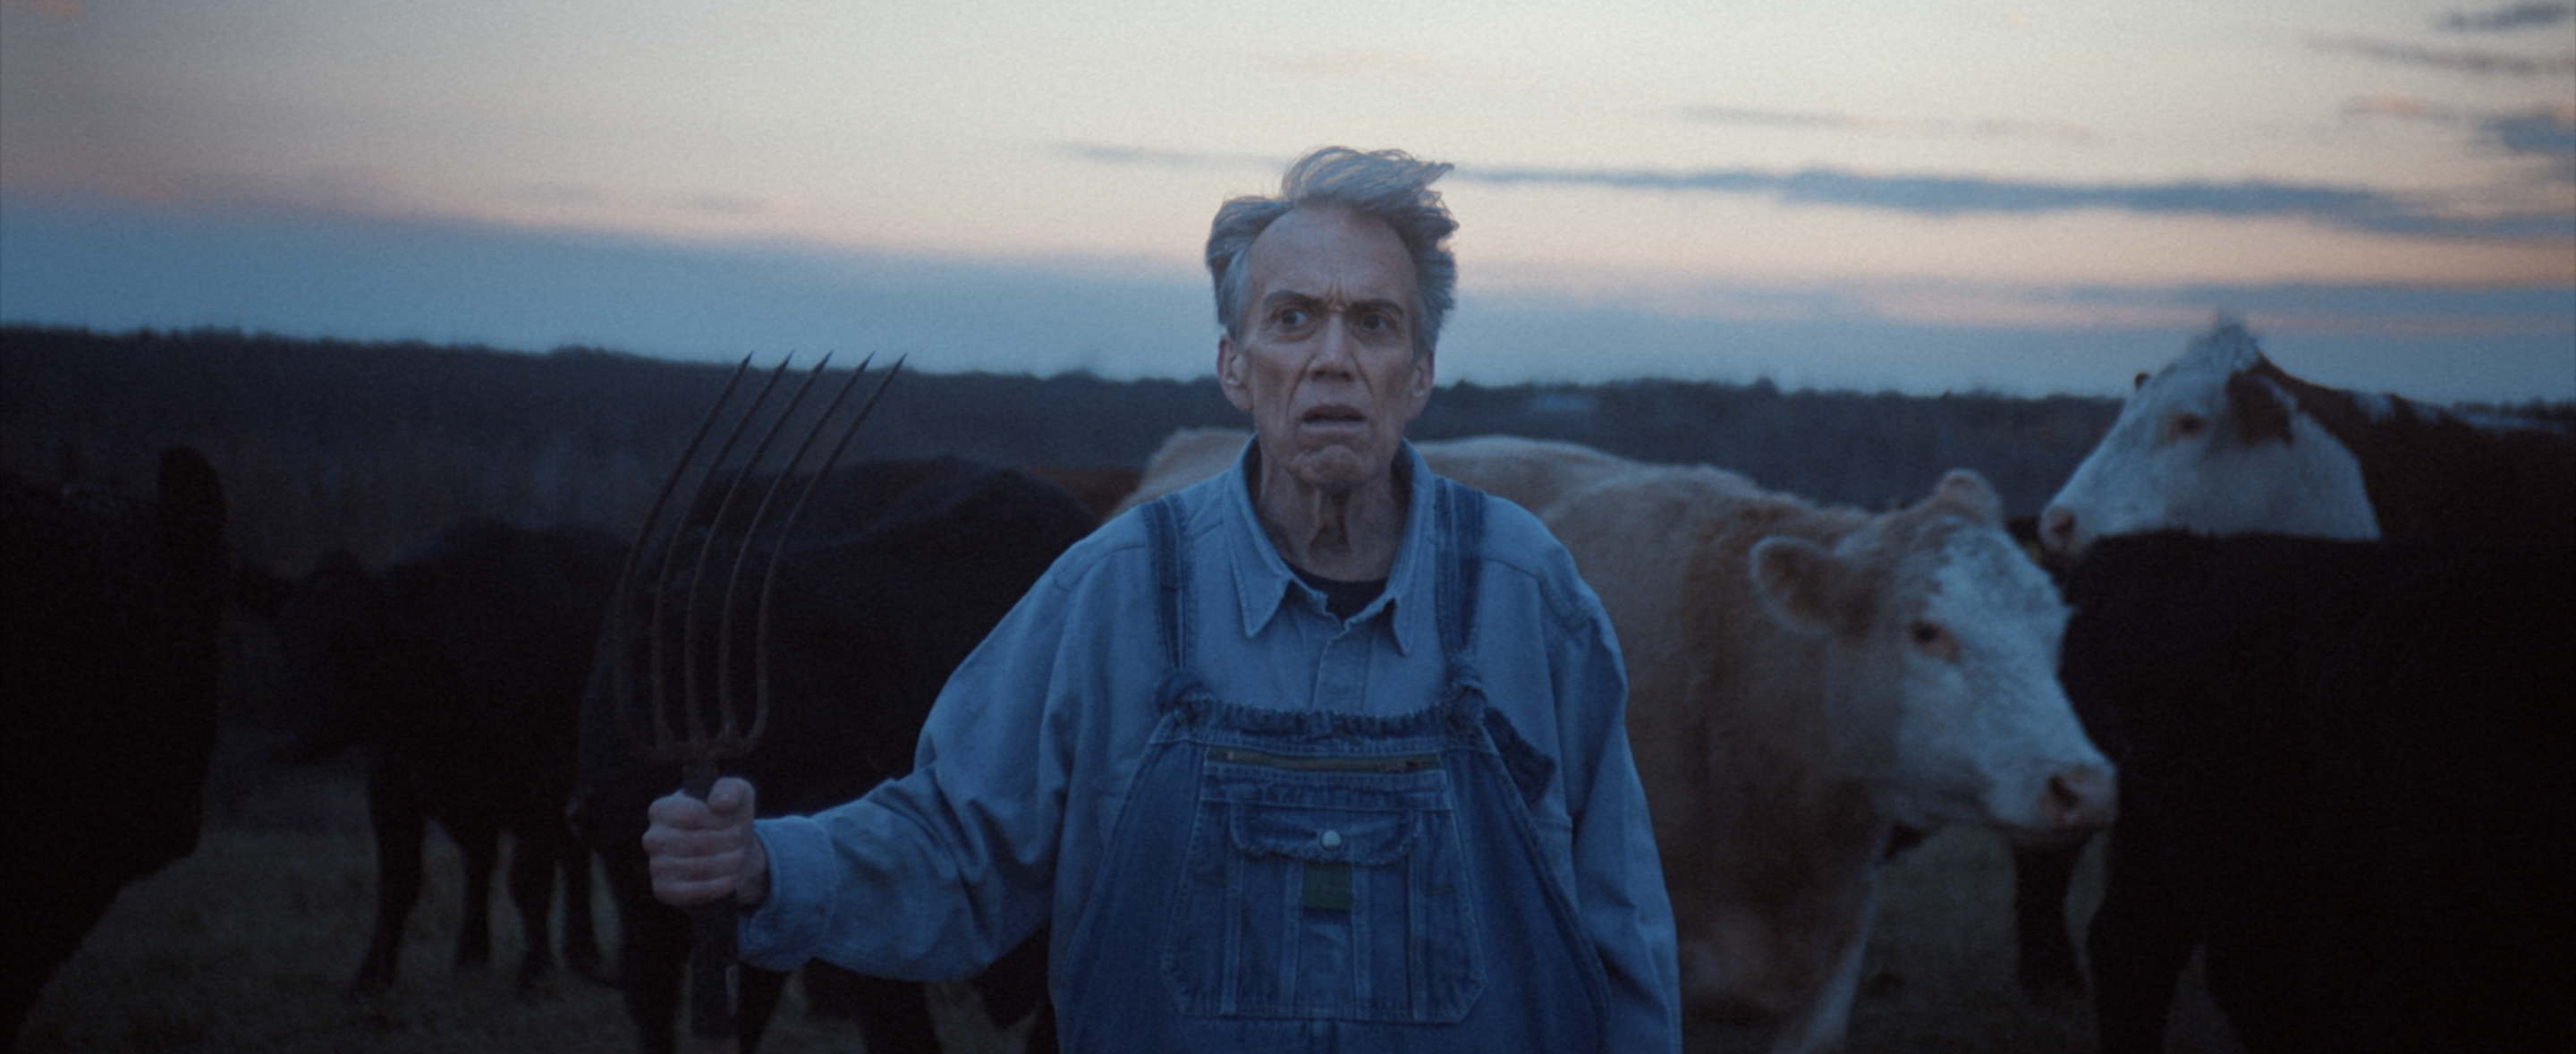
[743,440,1682,1051]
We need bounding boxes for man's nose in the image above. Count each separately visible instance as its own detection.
[1309,313,1360,374]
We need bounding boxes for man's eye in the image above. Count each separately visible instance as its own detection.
[1275,309,1311,327]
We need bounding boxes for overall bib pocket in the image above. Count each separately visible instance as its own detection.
[1162,748,1486,1023]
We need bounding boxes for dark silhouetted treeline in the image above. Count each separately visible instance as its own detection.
[28,323,2554,585]
[0,323,2120,576]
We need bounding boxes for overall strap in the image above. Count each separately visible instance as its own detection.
[1146,496,1190,676]
[1434,479,1487,664]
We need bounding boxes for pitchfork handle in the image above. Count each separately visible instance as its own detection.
[682,760,741,1054]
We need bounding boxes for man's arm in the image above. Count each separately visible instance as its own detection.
[1553,574,1686,1053]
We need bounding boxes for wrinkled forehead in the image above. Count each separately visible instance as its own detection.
[1244,205,1418,304]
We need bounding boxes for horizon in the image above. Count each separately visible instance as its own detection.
[16,314,2573,414]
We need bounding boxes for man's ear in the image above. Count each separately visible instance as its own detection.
[1218,336,1253,412]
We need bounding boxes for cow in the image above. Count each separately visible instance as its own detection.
[572,455,1096,1054]
[252,519,622,999]
[2059,531,2572,1054]
[2038,318,2576,557]
[1114,429,1640,522]
[2014,318,2576,999]
[1120,429,2116,1054]
[1023,463,1144,524]
[1106,425,1248,519]
[3,448,231,1045]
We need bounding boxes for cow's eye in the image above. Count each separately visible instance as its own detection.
[2167,413,2206,439]
[1908,621,1958,660]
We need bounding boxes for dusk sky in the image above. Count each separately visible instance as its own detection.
[4,0,2571,404]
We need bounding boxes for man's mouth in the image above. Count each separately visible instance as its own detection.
[1301,404,1366,427]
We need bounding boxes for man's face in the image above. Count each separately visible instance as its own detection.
[1218,204,1433,496]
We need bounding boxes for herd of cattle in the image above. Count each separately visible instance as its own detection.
[5,319,2568,1054]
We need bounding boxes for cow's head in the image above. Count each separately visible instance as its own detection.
[2038,319,2377,557]
[1751,471,2114,836]
[262,551,399,762]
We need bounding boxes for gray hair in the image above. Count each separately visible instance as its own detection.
[1206,147,1458,360]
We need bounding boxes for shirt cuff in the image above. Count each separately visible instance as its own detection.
[737,814,835,972]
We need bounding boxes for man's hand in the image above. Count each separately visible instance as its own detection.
[642,776,769,907]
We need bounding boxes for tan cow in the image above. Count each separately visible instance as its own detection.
[1106,427,1251,519]
[1120,429,2117,1053]
[1112,429,1639,519]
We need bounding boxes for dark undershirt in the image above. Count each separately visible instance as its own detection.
[1241,441,1398,619]
[1292,565,1388,620]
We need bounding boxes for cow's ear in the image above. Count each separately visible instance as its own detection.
[1925,470,2003,525]
[1750,536,1846,633]
[2225,370,2294,446]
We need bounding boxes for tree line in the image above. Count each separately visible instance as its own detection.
[0,321,2408,578]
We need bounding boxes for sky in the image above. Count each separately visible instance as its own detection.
[3,0,2571,404]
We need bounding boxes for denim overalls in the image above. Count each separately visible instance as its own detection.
[1057,481,1614,1052]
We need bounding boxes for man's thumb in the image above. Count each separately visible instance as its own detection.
[708,776,753,814]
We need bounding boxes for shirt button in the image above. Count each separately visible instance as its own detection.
[1319,829,1343,849]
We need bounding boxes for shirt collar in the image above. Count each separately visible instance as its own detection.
[1220,439,1439,657]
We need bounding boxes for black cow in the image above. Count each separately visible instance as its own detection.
[3,449,230,1043]
[258,519,623,998]
[572,456,1095,1054]
[1994,513,2091,1001]
[2060,531,2572,1054]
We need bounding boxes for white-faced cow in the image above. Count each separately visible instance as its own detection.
[2039,318,2576,557]
[1122,429,2116,1054]
[3,450,230,1046]
[2015,318,2576,1000]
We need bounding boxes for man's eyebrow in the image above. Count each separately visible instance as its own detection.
[1258,291,1409,317]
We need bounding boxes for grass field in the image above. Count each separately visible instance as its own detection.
[20,748,2248,1054]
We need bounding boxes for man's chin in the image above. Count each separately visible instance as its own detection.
[1275,444,1389,495]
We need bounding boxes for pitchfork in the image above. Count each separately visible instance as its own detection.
[606,352,902,1054]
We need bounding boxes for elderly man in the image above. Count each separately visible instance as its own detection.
[645,146,1682,1052]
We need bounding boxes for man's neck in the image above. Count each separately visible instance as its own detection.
[1249,448,1411,582]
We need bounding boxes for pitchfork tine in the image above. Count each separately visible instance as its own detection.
[644,357,798,753]
[749,355,904,745]
[670,356,809,756]
[601,351,902,1054]
[711,353,875,743]
[608,354,755,758]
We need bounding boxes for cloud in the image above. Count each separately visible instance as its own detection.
[0,0,84,19]
[665,191,771,217]
[2484,104,2576,183]
[2343,98,2576,183]
[2483,103,2576,157]
[2439,2,2574,32]
[1681,106,2097,143]
[2308,35,2576,78]
[1454,163,2573,240]
[1064,143,2574,241]
[2343,94,2455,121]
[1244,50,1439,79]
[1054,142,1277,173]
